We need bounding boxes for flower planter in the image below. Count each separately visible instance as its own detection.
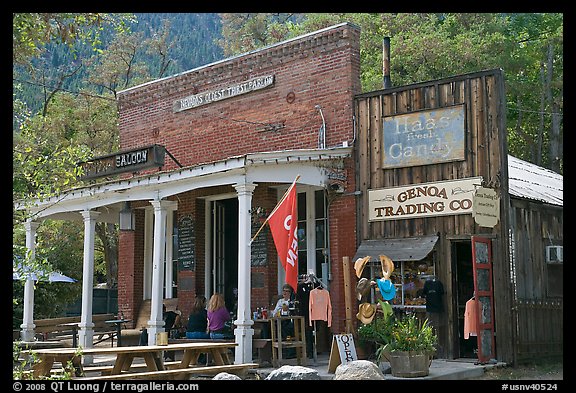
[388,350,431,377]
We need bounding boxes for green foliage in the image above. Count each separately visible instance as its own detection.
[378,314,437,360]
[13,343,82,379]
[358,314,394,347]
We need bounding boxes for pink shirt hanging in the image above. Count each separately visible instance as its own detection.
[309,287,332,327]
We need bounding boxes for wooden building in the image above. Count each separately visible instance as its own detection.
[352,68,563,365]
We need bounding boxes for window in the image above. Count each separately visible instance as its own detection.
[294,188,329,285]
[366,258,435,308]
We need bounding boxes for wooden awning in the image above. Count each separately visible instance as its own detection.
[353,235,438,262]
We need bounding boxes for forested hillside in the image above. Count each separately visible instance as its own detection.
[14,13,224,118]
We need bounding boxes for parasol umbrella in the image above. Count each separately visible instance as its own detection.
[13,261,77,341]
[12,269,76,283]
[13,262,76,283]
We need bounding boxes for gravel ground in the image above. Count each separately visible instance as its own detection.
[471,361,563,380]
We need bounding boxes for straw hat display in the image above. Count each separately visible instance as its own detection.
[356,302,376,325]
[356,277,372,301]
[379,254,394,279]
[354,256,371,279]
[376,277,397,301]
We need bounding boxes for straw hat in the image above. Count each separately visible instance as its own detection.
[354,256,371,279]
[356,302,376,325]
[379,255,394,279]
[377,278,396,301]
[356,278,372,301]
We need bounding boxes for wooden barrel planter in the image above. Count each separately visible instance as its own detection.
[388,350,432,377]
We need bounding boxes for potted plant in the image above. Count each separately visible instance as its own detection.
[357,314,393,359]
[376,313,437,377]
[356,300,394,360]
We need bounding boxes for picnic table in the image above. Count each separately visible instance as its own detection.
[103,318,131,347]
[25,341,238,379]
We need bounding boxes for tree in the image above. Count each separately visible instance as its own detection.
[219,13,563,173]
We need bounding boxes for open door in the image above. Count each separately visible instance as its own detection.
[471,236,496,363]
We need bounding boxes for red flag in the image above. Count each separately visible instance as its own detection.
[267,180,298,292]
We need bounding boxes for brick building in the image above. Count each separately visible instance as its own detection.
[19,23,362,363]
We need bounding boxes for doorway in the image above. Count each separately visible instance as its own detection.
[210,198,238,316]
[452,241,478,358]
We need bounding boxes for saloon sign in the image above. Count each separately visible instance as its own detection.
[368,177,482,222]
[78,144,166,180]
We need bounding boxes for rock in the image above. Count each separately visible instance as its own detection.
[334,360,385,380]
[212,372,242,380]
[265,365,321,380]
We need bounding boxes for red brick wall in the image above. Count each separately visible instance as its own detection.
[117,23,361,173]
[327,156,358,334]
[116,23,361,336]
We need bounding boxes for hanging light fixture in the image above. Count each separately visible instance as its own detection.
[119,201,134,231]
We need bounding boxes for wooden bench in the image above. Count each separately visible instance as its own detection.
[33,313,117,347]
[121,299,180,345]
[75,363,260,380]
[82,361,181,376]
[253,338,273,363]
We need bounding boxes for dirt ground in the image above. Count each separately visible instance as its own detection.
[471,360,563,380]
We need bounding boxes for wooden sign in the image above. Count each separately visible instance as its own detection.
[473,187,500,228]
[77,144,165,180]
[368,176,482,221]
[382,104,466,168]
[328,333,358,373]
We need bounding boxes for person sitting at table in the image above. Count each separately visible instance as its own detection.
[186,295,210,339]
[272,284,296,357]
[273,283,294,317]
[207,293,232,339]
[163,304,183,361]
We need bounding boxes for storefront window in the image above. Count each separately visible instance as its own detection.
[389,260,434,307]
[367,258,435,308]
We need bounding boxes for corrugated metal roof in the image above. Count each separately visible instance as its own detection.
[353,235,439,262]
[508,155,563,206]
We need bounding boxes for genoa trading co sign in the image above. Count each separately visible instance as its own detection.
[368,177,482,222]
[173,74,275,113]
[77,144,166,180]
[382,104,466,168]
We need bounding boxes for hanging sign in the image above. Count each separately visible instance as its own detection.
[173,74,275,112]
[473,187,500,228]
[77,144,165,180]
[382,104,466,168]
[368,177,482,221]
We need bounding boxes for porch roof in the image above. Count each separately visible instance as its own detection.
[17,146,352,222]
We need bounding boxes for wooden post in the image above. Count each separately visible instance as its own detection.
[342,256,354,334]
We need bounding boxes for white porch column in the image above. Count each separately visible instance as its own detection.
[233,182,256,364]
[147,199,169,345]
[78,210,100,356]
[20,220,40,342]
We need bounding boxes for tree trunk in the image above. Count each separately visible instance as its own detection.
[95,222,118,288]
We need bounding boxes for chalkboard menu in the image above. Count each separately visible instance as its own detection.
[178,215,195,271]
[251,220,268,266]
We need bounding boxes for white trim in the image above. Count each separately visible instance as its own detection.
[19,147,351,221]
